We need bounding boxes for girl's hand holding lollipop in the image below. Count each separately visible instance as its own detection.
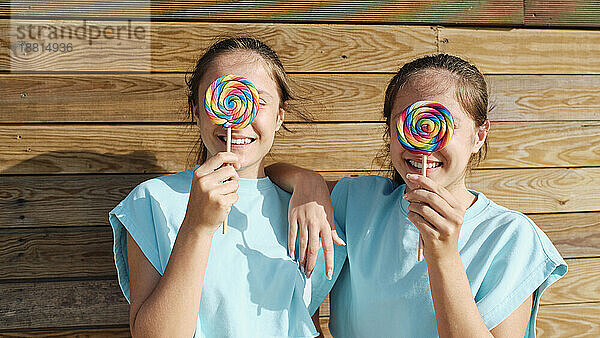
[396,101,454,261]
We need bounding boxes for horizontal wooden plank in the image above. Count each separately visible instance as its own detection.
[439,27,600,74]
[486,75,600,121]
[542,258,600,305]
[1,20,436,72]
[536,303,600,337]
[0,327,130,337]
[530,212,600,259]
[484,121,600,168]
[0,74,386,123]
[525,0,600,28]
[0,279,129,330]
[3,74,600,123]
[0,174,156,228]
[1,122,599,174]
[0,228,116,280]
[466,168,600,214]
[2,1,524,25]
[6,21,600,74]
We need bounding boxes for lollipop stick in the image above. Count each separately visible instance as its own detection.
[417,154,427,261]
[222,127,231,235]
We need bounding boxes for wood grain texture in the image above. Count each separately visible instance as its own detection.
[485,121,600,168]
[486,75,600,121]
[3,74,600,123]
[0,174,156,228]
[530,212,600,259]
[439,27,600,74]
[1,122,599,174]
[536,303,600,337]
[466,168,600,214]
[0,279,129,330]
[525,0,600,28]
[0,124,385,174]
[0,73,386,123]
[0,228,116,280]
[542,258,600,305]
[0,328,130,337]
[0,20,436,73]
[2,1,524,25]
[6,21,600,74]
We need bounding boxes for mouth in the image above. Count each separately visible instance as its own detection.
[406,158,443,171]
[217,135,256,146]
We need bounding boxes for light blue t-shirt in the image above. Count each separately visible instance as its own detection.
[329,175,567,337]
[109,166,327,337]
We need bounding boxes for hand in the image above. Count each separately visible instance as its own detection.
[403,174,466,261]
[289,174,345,279]
[182,152,240,234]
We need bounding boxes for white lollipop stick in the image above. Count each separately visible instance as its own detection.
[222,127,231,235]
[417,154,427,261]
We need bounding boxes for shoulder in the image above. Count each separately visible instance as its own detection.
[130,167,195,200]
[335,175,399,195]
[470,192,564,263]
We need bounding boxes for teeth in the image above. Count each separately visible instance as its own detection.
[230,138,253,145]
[408,159,441,169]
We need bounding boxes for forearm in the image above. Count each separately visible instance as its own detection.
[131,223,213,337]
[427,254,492,338]
[265,162,322,193]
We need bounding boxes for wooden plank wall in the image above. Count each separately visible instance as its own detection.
[1,1,599,336]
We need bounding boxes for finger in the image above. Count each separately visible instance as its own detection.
[209,164,239,184]
[320,226,335,280]
[407,210,437,240]
[298,221,309,271]
[196,166,238,193]
[331,229,346,246]
[212,179,239,195]
[288,211,298,259]
[195,152,240,176]
[305,224,321,278]
[407,201,447,233]
[404,188,453,220]
[405,173,459,207]
[221,191,239,207]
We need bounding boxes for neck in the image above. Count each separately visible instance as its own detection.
[445,178,477,211]
[236,160,266,179]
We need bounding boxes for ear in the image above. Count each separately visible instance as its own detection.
[275,107,285,131]
[472,120,490,153]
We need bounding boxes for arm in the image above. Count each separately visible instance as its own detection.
[128,153,239,337]
[404,174,531,337]
[265,163,344,279]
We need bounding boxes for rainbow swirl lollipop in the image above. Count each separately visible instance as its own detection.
[396,100,454,156]
[204,74,259,129]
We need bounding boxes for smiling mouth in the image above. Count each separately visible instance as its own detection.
[406,159,443,170]
[218,135,256,145]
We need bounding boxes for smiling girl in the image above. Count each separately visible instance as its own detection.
[270,54,567,337]
[109,37,334,337]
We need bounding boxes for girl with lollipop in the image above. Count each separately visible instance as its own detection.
[108,37,340,337]
[269,54,567,337]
